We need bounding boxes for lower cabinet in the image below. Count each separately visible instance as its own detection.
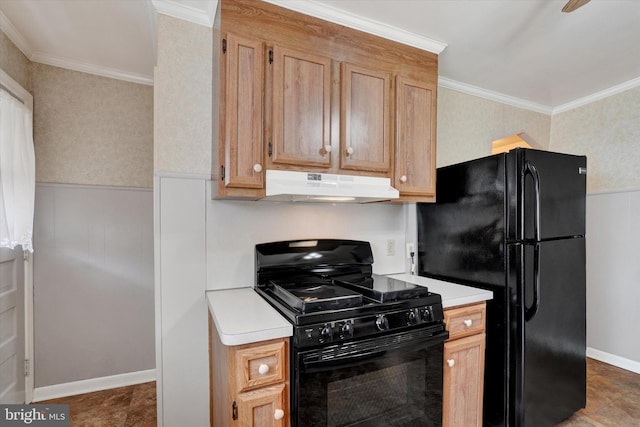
[443,302,486,427]
[209,314,290,427]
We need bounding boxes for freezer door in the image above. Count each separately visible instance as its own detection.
[512,238,586,427]
[515,149,586,241]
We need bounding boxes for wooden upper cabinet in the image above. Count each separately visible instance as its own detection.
[340,63,392,174]
[394,76,437,200]
[269,45,332,169]
[219,33,265,193]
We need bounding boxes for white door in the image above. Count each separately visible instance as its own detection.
[0,247,25,404]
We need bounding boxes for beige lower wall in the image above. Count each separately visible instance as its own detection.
[32,63,153,188]
[437,87,551,167]
[550,86,640,193]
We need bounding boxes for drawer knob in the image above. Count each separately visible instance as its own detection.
[447,359,455,368]
[400,175,408,183]
[253,163,263,173]
[258,363,270,375]
[274,409,285,420]
[324,144,332,154]
[346,146,354,155]
[463,319,473,327]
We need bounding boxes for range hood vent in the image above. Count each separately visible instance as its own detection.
[264,170,399,203]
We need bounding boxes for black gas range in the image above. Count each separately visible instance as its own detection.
[255,239,446,349]
[255,239,448,427]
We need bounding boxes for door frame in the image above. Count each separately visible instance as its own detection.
[1,68,35,403]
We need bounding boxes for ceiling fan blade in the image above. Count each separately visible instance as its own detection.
[562,0,591,13]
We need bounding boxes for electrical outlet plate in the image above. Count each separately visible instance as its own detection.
[386,239,395,256]
[406,243,415,259]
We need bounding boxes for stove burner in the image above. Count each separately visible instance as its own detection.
[271,281,364,314]
[336,273,430,303]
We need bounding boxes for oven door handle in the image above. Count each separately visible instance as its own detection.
[301,332,448,373]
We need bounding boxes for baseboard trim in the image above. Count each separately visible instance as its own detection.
[587,347,640,375]
[32,369,156,402]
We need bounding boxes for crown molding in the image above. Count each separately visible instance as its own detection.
[438,77,553,115]
[31,52,153,86]
[552,76,640,115]
[151,0,217,27]
[261,0,447,55]
[0,9,33,58]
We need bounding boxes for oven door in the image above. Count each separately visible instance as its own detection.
[293,328,448,427]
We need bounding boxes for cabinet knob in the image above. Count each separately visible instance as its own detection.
[324,144,332,154]
[400,175,408,183]
[253,163,263,173]
[274,409,285,420]
[346,146,354,155]
[447,359,455,368]
[258,363,270,375]
[464,319,473,327]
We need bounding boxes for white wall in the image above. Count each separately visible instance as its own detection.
[33,184,155,388]
[206,194,408,290]
[584,190,640,372]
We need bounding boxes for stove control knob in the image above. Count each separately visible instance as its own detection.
[341,322,354,339]
[320,324,333,342]
[407,309,419,325]
[375,315,389,331]
[421,306,433,322]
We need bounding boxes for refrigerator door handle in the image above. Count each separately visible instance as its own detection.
[525,244,541,321]
[523,160,541,241]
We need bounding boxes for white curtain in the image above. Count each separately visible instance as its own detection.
[0,87,35,252]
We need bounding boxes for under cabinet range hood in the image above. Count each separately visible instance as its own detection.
[264,170,399,203]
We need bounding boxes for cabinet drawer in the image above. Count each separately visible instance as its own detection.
[235,339,287,392]
[444,303,486,340]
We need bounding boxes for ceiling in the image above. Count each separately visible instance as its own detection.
[1,0,639,114]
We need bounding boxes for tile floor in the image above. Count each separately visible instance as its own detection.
[38,381,156,427]
[36,358,639,426]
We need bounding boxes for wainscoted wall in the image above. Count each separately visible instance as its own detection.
[33,183,154,388]
[585,190,640,372]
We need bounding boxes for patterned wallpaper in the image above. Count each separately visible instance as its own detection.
[32,63,153,188]
[0,30,31,91]
[550,86,640,193]
[437,87,551,167]
[154,14,213,177]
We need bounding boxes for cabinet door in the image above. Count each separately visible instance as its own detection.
[340,63,392,174]
[270,45,332,168]
[221,33,265,190]
[443,333,486,427]
[395,76,437,198]
[236,383,288,427]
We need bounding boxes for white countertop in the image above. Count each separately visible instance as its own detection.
[206,287,292,346]
[207,276,492,347]
[386,273,493,309]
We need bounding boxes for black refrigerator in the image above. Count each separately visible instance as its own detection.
[417,148,586,427]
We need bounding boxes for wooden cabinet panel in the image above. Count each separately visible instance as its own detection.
[235,339,287,392]
[340,63,391,174]
[395,76,437,199]
[236,383,288,427]
[210,314,290,427]
[444,303,486,341]
[443,333,486,427]
[221,33,265,191]
[270,45,332,169]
